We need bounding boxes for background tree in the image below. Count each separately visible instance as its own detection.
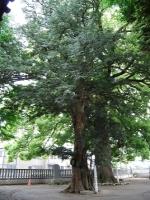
[85,81,150,183]
[0,17,25,86]
[103,0,150,51]
[0,18,24,139]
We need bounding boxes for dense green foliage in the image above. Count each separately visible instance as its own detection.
[0,19,23,139]
[5,113,73,161]
[104,0,150,51]
[0,19,23,85]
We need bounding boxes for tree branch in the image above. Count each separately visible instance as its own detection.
[112,59,135,78]
[115,77,150,87]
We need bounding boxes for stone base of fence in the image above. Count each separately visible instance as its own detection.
[0,179,46,185]
[0,178,71,185]
[47,178,71,185]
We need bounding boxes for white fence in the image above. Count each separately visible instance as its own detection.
[113,167,150,179]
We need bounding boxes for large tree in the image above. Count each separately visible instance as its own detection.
[93,91,150,182]
[88,0,150,182]
[1,0,150,192]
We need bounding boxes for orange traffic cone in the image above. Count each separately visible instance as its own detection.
[27,179,31,186]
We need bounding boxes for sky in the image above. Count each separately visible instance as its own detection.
[8,0,26,25]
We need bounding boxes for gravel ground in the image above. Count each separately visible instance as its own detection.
[0,179,150,200]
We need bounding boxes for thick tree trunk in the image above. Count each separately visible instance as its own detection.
[94,110,117,183]
[64,91,93,193]
[95,133,117,183]
[96,141,117,183]
[95,136,117,183]
[65,155,93,193]
[97,165,117,183]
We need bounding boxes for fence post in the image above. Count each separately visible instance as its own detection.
[116,167,119,183]
[129,167,132,178]
[52,164,61,180]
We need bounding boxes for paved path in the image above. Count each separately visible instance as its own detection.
[0,179,150,200]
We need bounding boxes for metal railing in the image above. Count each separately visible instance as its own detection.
[60,169,72,178]
[0,169,53,180]
[0,168,73,180]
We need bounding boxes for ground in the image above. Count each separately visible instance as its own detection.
[0,179,150,200]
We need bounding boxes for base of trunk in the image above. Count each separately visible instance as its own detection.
[98,165,117,183]
[63,167,94,193]
[62,184,81,193]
